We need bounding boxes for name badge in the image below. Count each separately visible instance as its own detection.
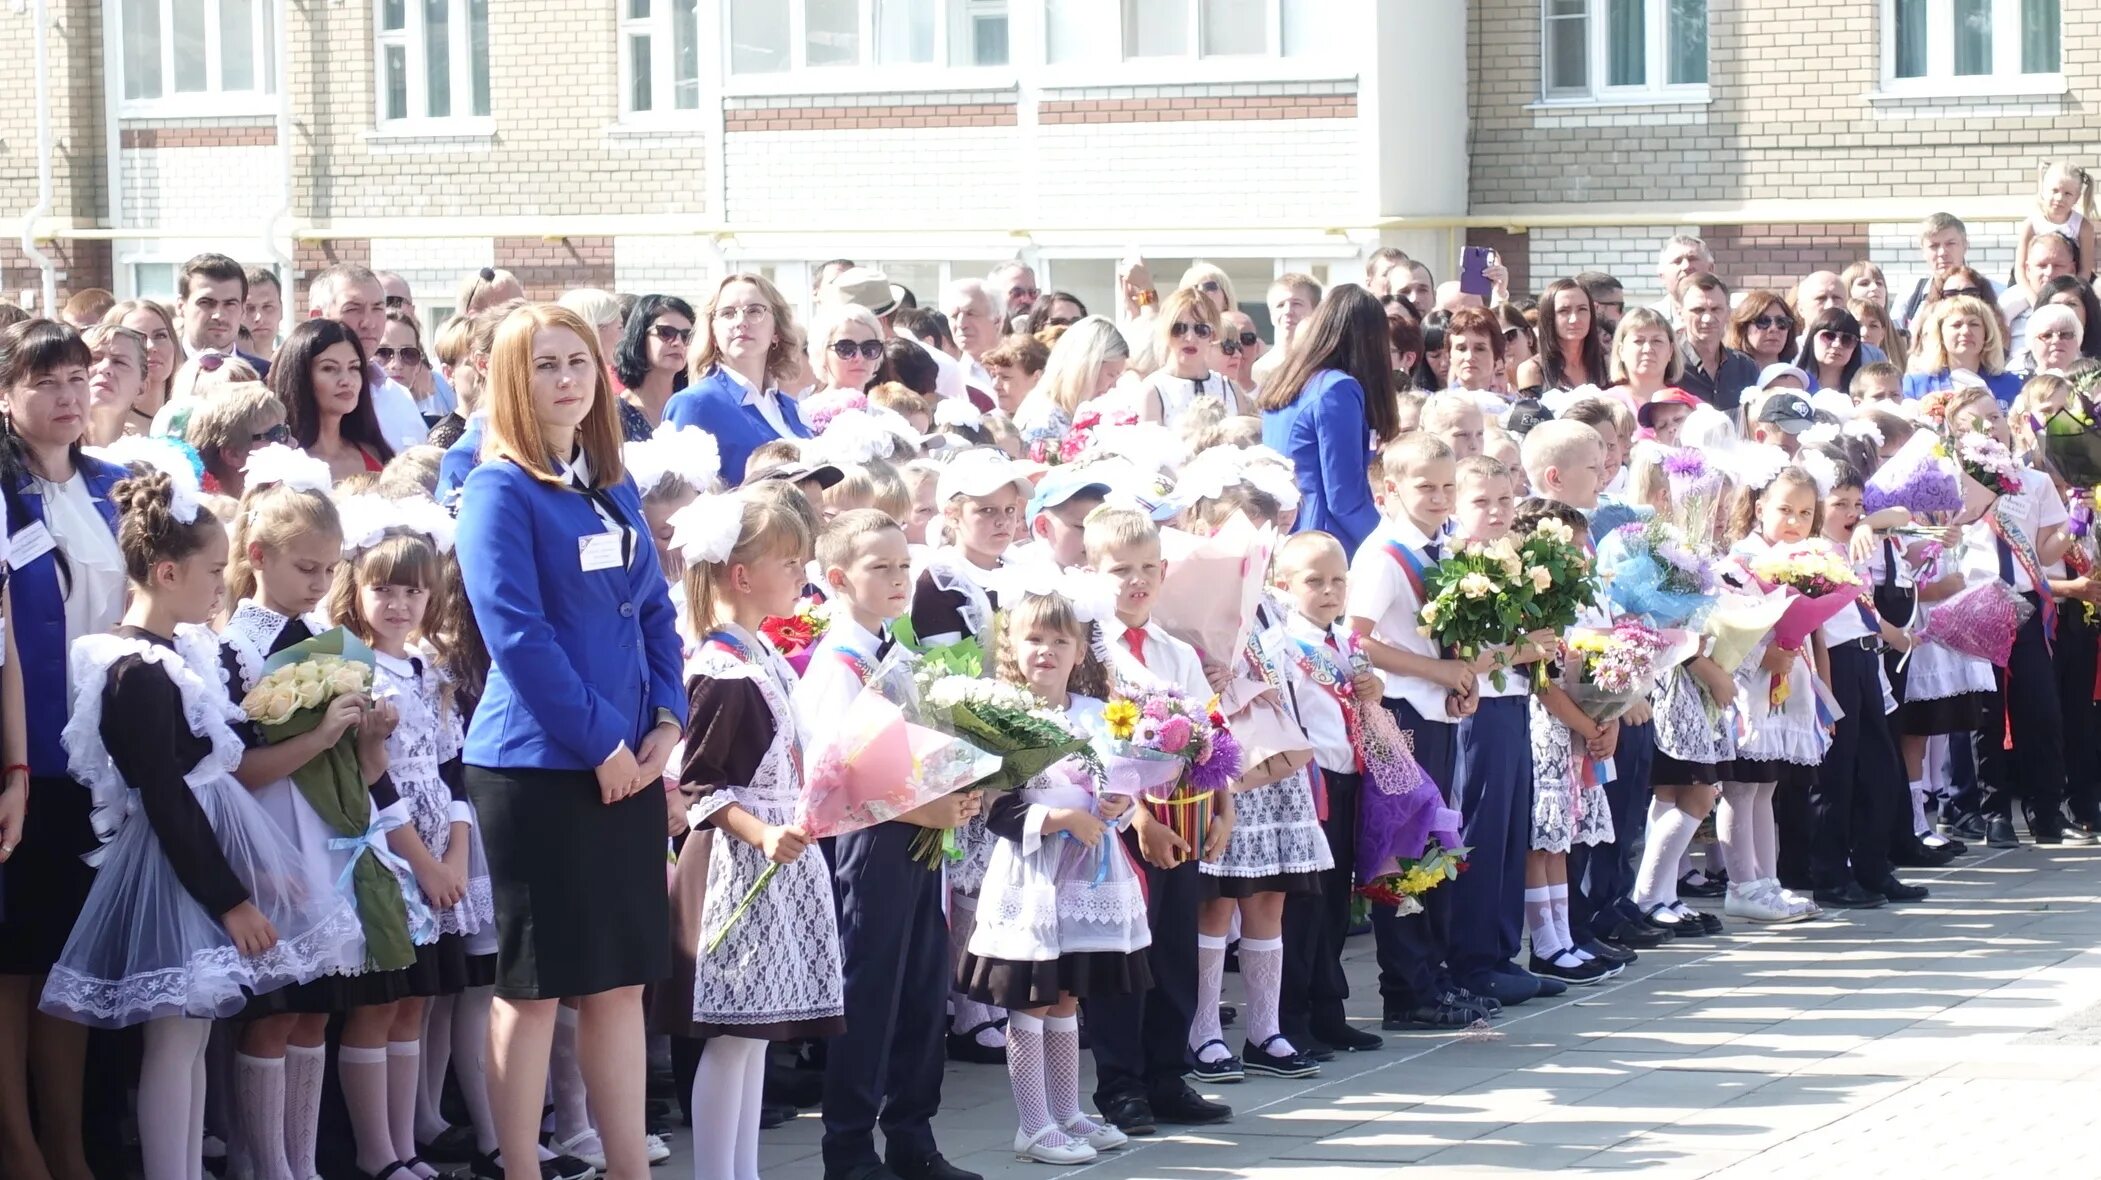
[578,531,623,572]
[8,522,55,570]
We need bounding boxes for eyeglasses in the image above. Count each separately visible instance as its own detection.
[382,294,409,309]
[830,339,884,360]
[1198,280,1223,293]
[1750,315,1793,331]
[1816,330,1858,347]
[1220,340,1243,356]
[1942,286,1983,299]
[250,423,291,445]
[714,303,772,323]
[373,346,424,366]
[649,324,694,344]
[1169,321,1216,339]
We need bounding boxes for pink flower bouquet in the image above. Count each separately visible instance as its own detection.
[1748,542,1866,652]
[1910,580,2037,668]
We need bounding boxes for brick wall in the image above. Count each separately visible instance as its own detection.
[0,0,108,309]
[1701,223,1870,292]
[497,236,615,301]
[0,237,112,309]
[1037,93,1356,124]
[292,238,372,310]
[123,145,278,229]
[723,102,1015,131]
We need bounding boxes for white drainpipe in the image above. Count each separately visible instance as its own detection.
[17,0,57,313]
[262,0,293,271]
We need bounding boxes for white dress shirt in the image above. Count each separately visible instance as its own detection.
[719,362,795,439]
[1280,610,1356,773]
[1104,617,1210,702]
[1345,515,1452,723]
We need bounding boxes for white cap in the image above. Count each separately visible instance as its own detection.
[935,448,1034,504]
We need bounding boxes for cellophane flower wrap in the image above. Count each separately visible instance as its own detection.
[801,388,869,434]
[916,672,1097,795]
[1360,840,1469,919]
[241,627,421,972]
[1346,634,1461,889]
[1949,429,2022,498]
[1103,687,1242,852]
[1748,541,1866,652]
[1597,518,1717,629]
[1864,429,1963,517]
[1418,534,1533,691]
[758,603,828,676]
[1560,622,1688,722]
[1910,580,2037,667]
[707,654,1001,949]
[2037,381,2101,489]
[1660,447,1729,542]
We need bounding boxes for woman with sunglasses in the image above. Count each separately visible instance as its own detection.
[1725,291,1799,372]
[808,304,885,398]
[1139,287,1237,425]
[1793,307,1865,394]
[177,380,289,499]
[614,294,697,439]
[1023,291,1087,337]
[378,309,452,421]
[1497,304,1537,395]
[1180,263,1237,318]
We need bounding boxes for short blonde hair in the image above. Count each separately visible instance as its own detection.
[828,459,911,522]
[1454,454,1511,487]
[1608,307,1685,385]
[1081,504,1159,564]
[1179,262,1236,308]
[807,303,885,374]
[1378,432,1454,484]
[1911,294,2009,376]
[1153,287,1220,364]
[816,506,904,572]
[1520,419,1603,485]
[558,287,621,329]
[1274,529,1345,577]
[1420,392,1481,432]
[868,381,930,422]
[181,381,283,456]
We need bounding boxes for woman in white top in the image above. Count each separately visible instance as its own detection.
[1138,287,1236,426]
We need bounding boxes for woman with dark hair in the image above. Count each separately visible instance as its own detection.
[268,318,395,484]
[1413,309,1451,391]
[1517,278,1610,392]
[0,319,117,1180]
[1930,265,1998,306]
[1022,290,1087,335]
[1387,303,1424,391]
[875,338,940,399]
[1725,290,1799,371]
[1258,284,1397,555]
[2035,274,2101,358]
[1794,307,1865,394]
[614,294,695,435]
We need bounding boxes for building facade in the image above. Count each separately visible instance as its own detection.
[0,0,2090,329]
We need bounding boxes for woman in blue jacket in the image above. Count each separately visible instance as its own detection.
[662,273,809,484]
[455,304,686,1180]
[0,320,124,1180]
[1258,285,1401,556]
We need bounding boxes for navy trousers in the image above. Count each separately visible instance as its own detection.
[1448,696,1533,981]
[1089,853,1203,1106]
[822,822,949,1173]
[1572,717,1652,939]
[1281,767,1359,1039]
[1813,644,1898,890]
[1371,701,1460,1012]
[1970,599,2066,821]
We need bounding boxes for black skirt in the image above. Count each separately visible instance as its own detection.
[1729,758,1816,789]
[958,950,1153,1010]
[1202,870,1324,899]
[1900,690,1996,736]
[246,935,472,1014]
[467,765,671,1000]
[0,776,98,975]
[1651,753,1731,788]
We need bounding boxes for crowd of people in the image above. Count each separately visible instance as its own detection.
[0,161,2098,1180]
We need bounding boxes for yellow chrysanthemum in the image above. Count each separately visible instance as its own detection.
[1103,698,1139,740]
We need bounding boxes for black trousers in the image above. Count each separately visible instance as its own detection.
[1282,768,1358,1039]
[2055,604,2101,823]
[1972,600,2066,820]
[1088,852,1202,1106]
[822,823,949,1173]
[1812,644,1897,890]
[1572,718,1652,939]
[1373,700,1460,1011]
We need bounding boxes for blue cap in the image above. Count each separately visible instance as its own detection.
[1026,466,1113,524]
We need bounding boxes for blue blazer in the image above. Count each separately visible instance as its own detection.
[455,459,687,770]
[436,414,485,507]
[1261,369,1381,557]
[1902,368,2022,407]
[662,368,810,484]
[10,456,125,775]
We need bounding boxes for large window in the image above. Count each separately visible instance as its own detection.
[728,0,1009,73]
[1886,0,2058,91]
[1541,0,1707,101]
[1050,0,1316,63]
[374,0,492,124]
[119,0,277,110]
[621,0,702,114]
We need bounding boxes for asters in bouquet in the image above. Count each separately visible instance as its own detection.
[1103,687,1243,853]
[1418,535,1532,690]
[1359,840,1469,918]
[1748,541,1865,651]
[1948,429,2022,498]
[1660,448,1729,540]
[1864,429,1963,517]
[1597,518,1717,629]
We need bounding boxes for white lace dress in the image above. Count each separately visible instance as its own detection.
[1528,697,1616,853]
[685,639,845,1039]
[1203,619,1334,891]
[40,627,362,1027]
[372,650,495,953]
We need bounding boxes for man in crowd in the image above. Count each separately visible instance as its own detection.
[1577,271,1626,336]
[1252,272,1324,388]
[1899,213,1969,331]
[179,252,271,376]
[941,278,1002,398]
[2000,230,2076,360]
[1651,234,1715,327]
[309,262,434,451]
[1675,273,1758,414]
[1366,246,1412,299]
[989,260,1039,330]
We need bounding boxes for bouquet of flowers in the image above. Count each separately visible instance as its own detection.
[242,627,425,971]
[1950,429,2022,499]
[757,603,828,675]
[1025,404,1138,466]
[1661,448,1729,540]
[1516,516,1600,633]
[1155,512,1277,666]
[1596,518,1717,629]
[1907,580,2037,668]
[800,388,869,435]
[1360,839,1469,918]
[1418,535,1534,691]
[1748,541,1866,652]
[1703,587,1795,676]
[918,673,1098,795]
[1103,687,1242,853]
[1561,622,1689,721]
[1864,429,1963,517]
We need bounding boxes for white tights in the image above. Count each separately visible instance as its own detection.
[1718,782,1779,885]
[139,1016,212,1180]
[416,990,497,1151]
[690,1036,766,1180]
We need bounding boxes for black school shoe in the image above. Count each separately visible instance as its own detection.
[1309,1020,1385,1052]
[1870,877,1930,902]
[887,1151,983,1180]
[1242,1035,1321,1079]
[1098,1094,1156,1136]
[1605,917,1671,948]
[1149,1081,1232,1125]
[1812,882,1887,909]
[1678,871,1727,898]
[1527,952,1613,985]
[1579,938,1637,966]
[1184,1041,1244,1084]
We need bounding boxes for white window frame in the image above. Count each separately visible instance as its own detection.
[371,0,493,132]
[619,0,704,119]
[1535,0,1710,107]
[721,0,1012,91]
[1876,0,2064,99]
[115,0,278,117]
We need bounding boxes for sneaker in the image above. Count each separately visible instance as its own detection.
[1184,1041,1243,1084]
[1724,883,1800,923]
[1241,1036,1320,1079]
[643,1134,670,1165]
[1013,1126,1095,1165]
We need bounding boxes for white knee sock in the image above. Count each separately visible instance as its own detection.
[1718,782,1761,885]
[1004,1012,1068,1146]
[1188,933,1229,1061]
[1547,883,1586,960]
[1634,801,1699,910]
[340,1044,399,1174]
[138,1017,210,1180]
[451,986,498,1155]
[690,1037,762,1180]
[385,1041,430,1177]
[416,998,451,1143]
[549,1007,598,1156]
[1524,885,1560,958]
[233,1053,292,1180]
[1240,936,1291,1054]
[283,1043,326,1180]
[1041,1015,1094,1134]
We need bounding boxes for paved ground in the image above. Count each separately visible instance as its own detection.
[671,842,2101,1179]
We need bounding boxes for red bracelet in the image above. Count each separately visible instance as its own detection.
[3,764,27,781]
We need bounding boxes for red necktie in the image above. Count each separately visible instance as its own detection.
[1124,626,1148,667]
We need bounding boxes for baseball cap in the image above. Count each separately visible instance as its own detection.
[1754,390,1815,434]
[935,448,1035,505]
[1026,465,1112,525]
[744,458,845,489]
[1635,387,1703,429]
[832,267,904,317]
[1502,398,1553,436]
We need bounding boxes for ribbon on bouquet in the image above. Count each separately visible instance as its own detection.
[328,811,439,952]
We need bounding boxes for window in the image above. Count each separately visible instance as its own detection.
[1886,0,2059,91]
[726,0,1008,73]
[1540,0,1707,101]
[1049,0,1315,63]
[620,0,701,115]
[374,0,491,124]
[119,0,277,109]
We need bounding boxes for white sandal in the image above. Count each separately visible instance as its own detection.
[1013,1125,1096,1165]
[1062,1117,1128,1151]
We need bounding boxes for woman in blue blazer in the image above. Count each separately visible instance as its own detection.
[1258,284,1402,556]
[662,273,809,483]
[0,320,125,1180]
[455,304,686,1180]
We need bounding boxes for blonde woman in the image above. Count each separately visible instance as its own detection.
[1138,287,1236,424]
[81,322,148,445]
[1014,315,1130,448]
[102,298,182,428]
[1180,262,1237,317]
[1903,294,2020,403]
[806,303,885,397]
[663,272,808,482]
[1603,307,1683,417]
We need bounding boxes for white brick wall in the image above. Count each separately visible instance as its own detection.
[723,128,1018,228]
[613,236,719,299]
[368,237,496,306]
[122,146,277,229]
[1868,220,2019,307]
[1033,120,1360,227]
[1528,224,1680,297]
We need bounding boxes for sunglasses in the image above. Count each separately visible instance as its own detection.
[1750,315,1793,331]
[1235,330,1259,347]
[1220,340,1242,357]
[649,323,694,344]
[373,346,424,366]
[250,423,291,445]
[1380,293,1410,307]
[383,294,409,309]
[1045,316,1077,328]
[1169,321,1216,339]
[830,339,884,360]
[1816,330,1858,346]
[1942,286,1983,299]
[1198,280,1223,293]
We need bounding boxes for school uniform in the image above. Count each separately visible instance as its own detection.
[662,366,812,485]
[1446,655,1536,985]
[1726,538,1832,888]
[1344,516,1464,1012]
[796,618,953,1177]
[1201,602,1330,899]
[1812,582,1900,892]
[1958,468,2070,830]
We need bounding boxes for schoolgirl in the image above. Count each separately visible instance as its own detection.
[41,468,358,1180]
[674,492,845,1180]
[958,588,1145,1165]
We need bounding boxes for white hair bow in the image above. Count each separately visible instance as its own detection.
[1798,422,1841,452]
[1796,449,1841,498]
[1841,416,1885,447]
[666,492,746,566]
[243,444,333,494]
[86,436,204,525]
[813,408,898,465]
[335,493,456,555]
[1722,442,1792,490]
[624,425,722,499]
[933,399,983,431]
[1023,569,1121,625]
